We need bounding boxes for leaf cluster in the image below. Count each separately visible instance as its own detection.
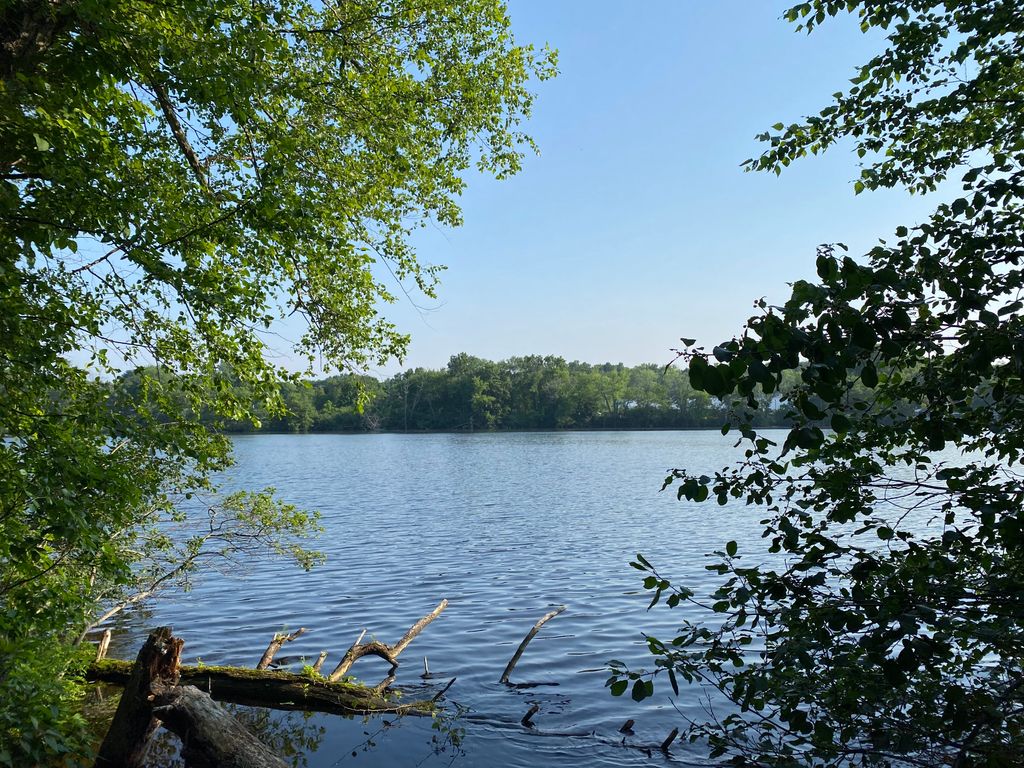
[614,2,1024,766]
[0,0,553,762]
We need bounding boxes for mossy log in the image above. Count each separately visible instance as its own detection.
[88,659,433,716]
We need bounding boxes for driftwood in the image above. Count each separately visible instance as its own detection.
[153,686,287,768]
[432,677,457,702]
[312,650,329,674]
[521,703,540,727]
[499,605,566,684]
[256,627,307,670]
[328,599,448,683]
[89,659,433,715]
[90,604,452,767]
[660,727,679,752]
[95,628,112,662]
[93,628,308,768]
[94,627,182,768]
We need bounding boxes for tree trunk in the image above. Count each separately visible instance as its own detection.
[94,627,183,768]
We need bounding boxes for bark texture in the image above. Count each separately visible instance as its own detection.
[152,686,288,768]
[94,626,182,768]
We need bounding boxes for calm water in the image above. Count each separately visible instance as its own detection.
[113,430,790,767]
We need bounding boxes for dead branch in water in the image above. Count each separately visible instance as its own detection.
[327,599,449,684]
[499,605,566,684]
[89,659,434,716]
[256,627,307,670]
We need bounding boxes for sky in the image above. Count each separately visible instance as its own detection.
[300,1,956,377]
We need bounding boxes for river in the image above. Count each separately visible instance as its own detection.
[113,430,789,767]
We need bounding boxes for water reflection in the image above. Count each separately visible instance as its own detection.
[145,706,326,768]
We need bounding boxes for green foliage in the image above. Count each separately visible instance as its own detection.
[0,639,89,768]
[193,354,767,432]
[614,1,1024,766]
[0,0,553,762]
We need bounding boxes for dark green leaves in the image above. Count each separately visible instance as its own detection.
[626,3,1024,766]
[631,679,654,702]
[860,361,878,388]
[0,1,558,762]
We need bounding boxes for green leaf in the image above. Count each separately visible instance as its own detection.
[631,679,653,702]
[861,362,878,388]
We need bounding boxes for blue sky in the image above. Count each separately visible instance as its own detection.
[331,2,953,376]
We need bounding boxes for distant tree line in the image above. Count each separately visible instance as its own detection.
[160,353,809,433]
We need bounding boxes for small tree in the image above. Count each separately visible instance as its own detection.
[614,2,1024,766]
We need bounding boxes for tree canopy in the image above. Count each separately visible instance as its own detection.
[154,354,755,433]
[615,1,1024,766]
[0,1,553,763]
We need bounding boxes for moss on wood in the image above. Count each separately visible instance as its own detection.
[88,660,432,716]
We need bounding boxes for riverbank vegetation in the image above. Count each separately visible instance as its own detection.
[616,1,1024,766]
[0,1,554,763]
[122,354,810,433]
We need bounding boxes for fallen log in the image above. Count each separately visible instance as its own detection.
[89,659,433,716]
[153,685,288,768]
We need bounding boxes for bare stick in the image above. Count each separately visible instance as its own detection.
[256,628,307,670]
[392,599,449,657]
[95,628,112,662]
[431,678,457,702]
[660,727,679,752]
[327,629,365,681]
[311,651,328,674]
[499,605,566,684]
[521,703,540,727]
[371,673,396,696]
[619,719,635,734]
[328,601,448,682]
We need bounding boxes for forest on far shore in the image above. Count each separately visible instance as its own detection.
[142,353,805,433]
